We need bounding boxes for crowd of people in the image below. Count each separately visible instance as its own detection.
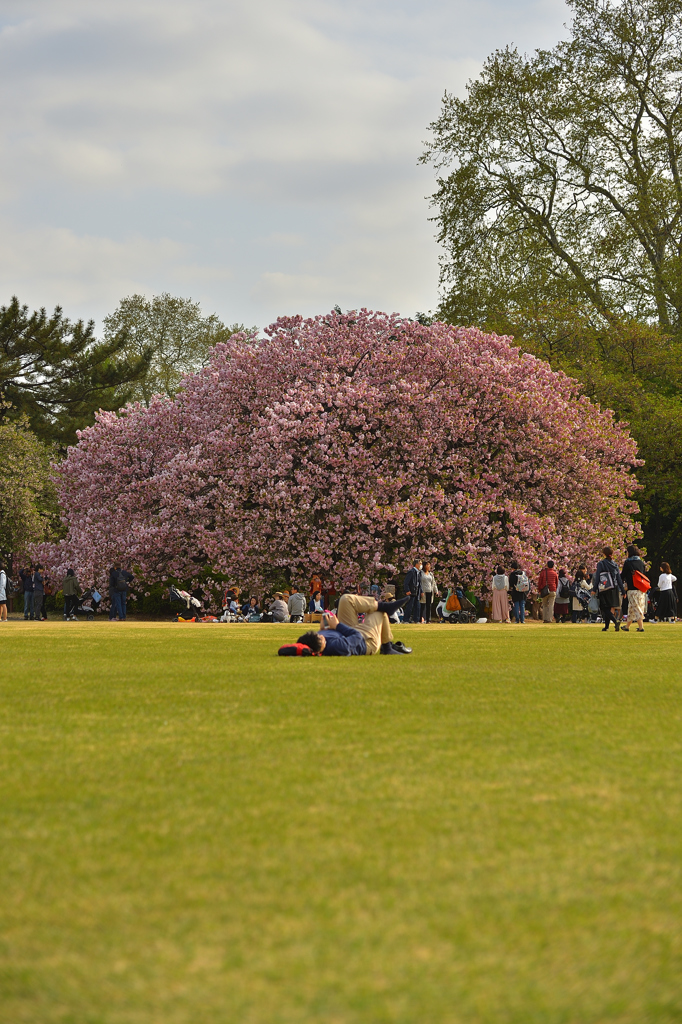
[0,548,677,632]
[484,546,677,630]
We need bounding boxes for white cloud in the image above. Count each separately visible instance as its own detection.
[0,0,569,327]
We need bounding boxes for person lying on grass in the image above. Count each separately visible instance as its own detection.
[296,593,412,656]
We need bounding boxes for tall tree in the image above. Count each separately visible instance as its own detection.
[422,0,682,331]
[422,0,682,568]
[0,297,151,448]
[103,293,250,404]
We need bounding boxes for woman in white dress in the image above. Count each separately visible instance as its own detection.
[656,562,677,621]
[491,565,510,622]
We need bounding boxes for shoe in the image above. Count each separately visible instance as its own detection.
[602,626,609,631]
[615,622,620,631]
[380,641,408,654]
[377,597,409,616]
[391,640,412,653]
[637,627,644,632]
[621,624,629,631]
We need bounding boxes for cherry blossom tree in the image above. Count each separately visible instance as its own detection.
[34,309,641,592]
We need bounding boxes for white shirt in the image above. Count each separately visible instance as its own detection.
[658,573,677,591]
[0,570,6,601]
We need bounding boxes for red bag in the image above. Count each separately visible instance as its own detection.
[632,570,651,593]
[278,643,318,657]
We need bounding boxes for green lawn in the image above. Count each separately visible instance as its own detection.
[1,620,681,1024]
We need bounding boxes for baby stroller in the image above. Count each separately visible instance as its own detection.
[170,585,202,621]
[73,589,102,621]
[437,587,477,624]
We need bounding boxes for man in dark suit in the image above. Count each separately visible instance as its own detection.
[403,559,423,623]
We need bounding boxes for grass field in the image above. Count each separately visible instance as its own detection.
[1,619,681,1024]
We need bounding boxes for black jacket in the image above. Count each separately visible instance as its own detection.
[621,556,648,591]
[403,567,422,598]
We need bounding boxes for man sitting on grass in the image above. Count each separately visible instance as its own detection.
[297,593,411,656]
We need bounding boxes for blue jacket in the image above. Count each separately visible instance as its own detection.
[319,621,367,656]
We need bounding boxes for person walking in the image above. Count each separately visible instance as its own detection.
[554,568,571,622]
[592,546,624,631]
[491,565,511,622]
[420,562,437,623]
[656,562,677,622]
[508,560,530,623]
[19,565,35,620]
[33,564,46,621]
[62,569,80,620]
[403,559,423,623]
[537,559,559,623]
[620,545,649,632]
[109,564,133,621]
[0,562,8,622]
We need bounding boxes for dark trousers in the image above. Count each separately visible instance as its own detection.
[404,595,421,622]
[34,592,45,619]
[23,592,34,619]
[64,594,78,618]
[423,593,433,622]
[513,597,525,623]
[110,590,127,619]
[599,590,620,628]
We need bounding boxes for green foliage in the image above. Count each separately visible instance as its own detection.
[422,0,682,569]
[1,623,682,1022]
[103,293,252,404]
[490,304,682,566]
[0,296,151,447]
[0,414,62,564]
[423,0,682,331]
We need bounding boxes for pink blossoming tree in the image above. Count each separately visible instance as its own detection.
[34,310,641,593]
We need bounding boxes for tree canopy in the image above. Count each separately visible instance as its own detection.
[423,0,682,331]
[0,297,151,448]
[0,415,61,566]
[34,311,639,593]
[103,293,250,404]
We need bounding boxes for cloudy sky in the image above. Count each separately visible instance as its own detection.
[0,0,568,331]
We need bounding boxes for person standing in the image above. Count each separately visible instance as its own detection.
[19,565,35,620]
[537,560,559,623]
[491,565,511,622]
[62,569,80,620]
[571,565,590,623]
[656,562,678,622]
[109,563,133,621]
[33,564,46,621]
[420,562,437,623]
[620,545,649,632]
[0,562,8,622]
[554,569,571,622]
[403,559,423,623]
[592,546,624,632]
[508,560,529,623]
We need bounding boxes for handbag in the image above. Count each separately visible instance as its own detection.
[540,585,550,598]
[632,570,651,593]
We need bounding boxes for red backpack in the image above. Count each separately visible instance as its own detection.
[278,643,319,657]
